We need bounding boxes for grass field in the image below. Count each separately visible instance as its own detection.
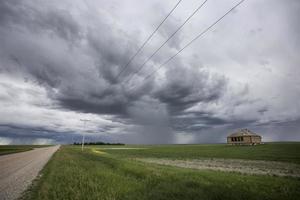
[0,145,52,155]
[23,143,300,200]
[0,145,33,155]
[99,142,300,164]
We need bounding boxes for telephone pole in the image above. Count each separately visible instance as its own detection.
[80,119,91,151]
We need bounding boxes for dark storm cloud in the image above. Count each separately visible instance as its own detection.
[0,0,81,42]
[0,0,300,144]
[0,124,80,144]
[0,124,64,139]
[154,67,227,113]
[171,111,256,133]
[0,0,226,114]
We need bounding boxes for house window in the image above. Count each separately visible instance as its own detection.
[231,138,234,142]
[241,137,244,141]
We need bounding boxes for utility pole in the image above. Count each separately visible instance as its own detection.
[80,119,91,151]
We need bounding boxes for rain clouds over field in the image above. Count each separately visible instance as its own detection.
[0,0,300,144]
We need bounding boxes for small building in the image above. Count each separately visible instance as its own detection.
[227,129,262,145]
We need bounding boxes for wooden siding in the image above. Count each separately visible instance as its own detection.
[227,136,261,145]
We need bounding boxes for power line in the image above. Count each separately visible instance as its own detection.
[115,0,183,80]
[128,0,246,93]
[123,0,209,85]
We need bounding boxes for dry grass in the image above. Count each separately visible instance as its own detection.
[138,157,300,177]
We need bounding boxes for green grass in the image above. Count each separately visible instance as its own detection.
[23,145,300,200]
[0,145,51,155]
[98,143,300,164]
[0,145,33,155]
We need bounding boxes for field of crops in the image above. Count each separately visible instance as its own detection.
[0,145,33,155]
[98,143,300,164]
[23,143,300,200]
[0,145,52,155]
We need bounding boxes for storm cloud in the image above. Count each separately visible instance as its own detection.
[0,0,300,144]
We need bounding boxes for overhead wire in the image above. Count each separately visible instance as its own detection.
[115,0,184,80]
[128,0,246,94]
[123,0,209,85]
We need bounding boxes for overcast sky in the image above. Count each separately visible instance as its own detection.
[0,0,299,144]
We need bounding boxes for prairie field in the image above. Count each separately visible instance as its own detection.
[23,143,300,200]
[0,145,49,155]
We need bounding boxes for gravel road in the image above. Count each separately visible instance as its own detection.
[0,145,60,200]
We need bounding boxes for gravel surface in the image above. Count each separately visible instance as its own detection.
[138,157,300,177]
[0,145,60,200]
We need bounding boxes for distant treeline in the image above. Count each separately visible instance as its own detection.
[73,142,125,145]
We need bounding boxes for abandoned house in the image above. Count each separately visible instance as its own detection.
[227,129,262,145]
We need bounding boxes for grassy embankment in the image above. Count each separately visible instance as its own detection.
[0,145,51,155]
[23,143,300,200]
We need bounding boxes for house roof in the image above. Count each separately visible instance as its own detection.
[227,129,261,137]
